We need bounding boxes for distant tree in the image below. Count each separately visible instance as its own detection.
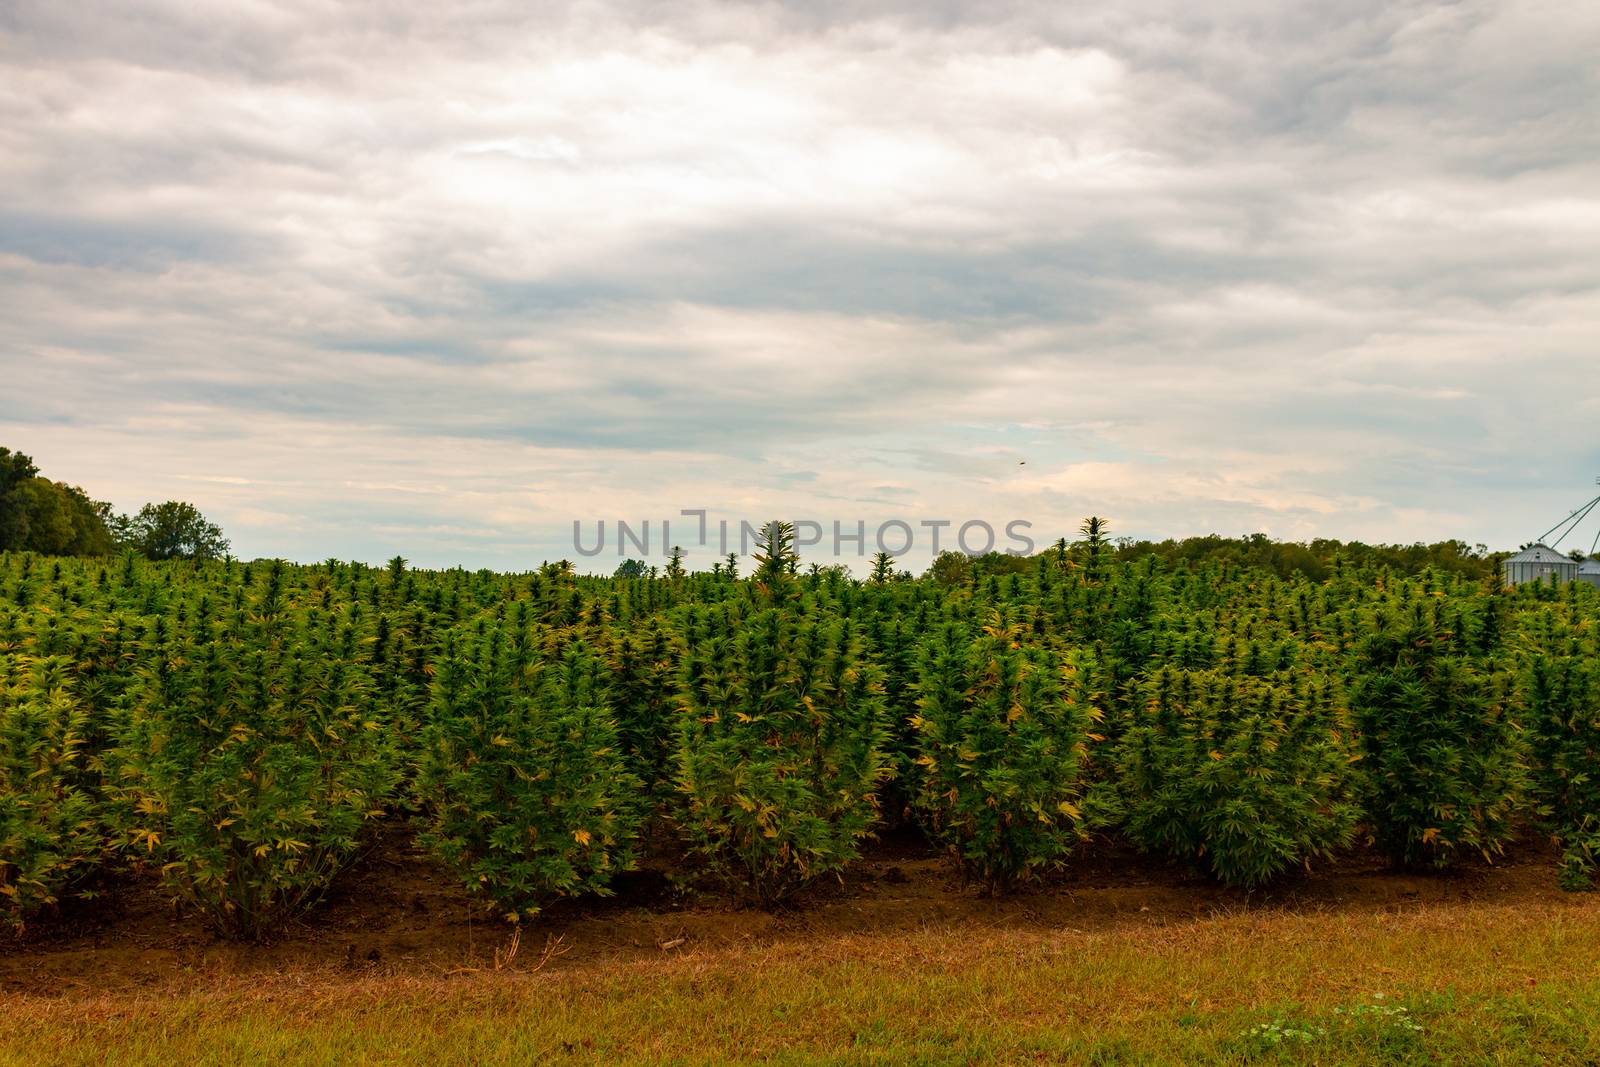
[0,448,36,486]
[0,448,115,556]
[0,448,41,550]
[16,479,114,555]
[614,559,648,579]
[967,551,1032,577]
[118,501,230,561]
[13,479,72,553]
[1107,533,1499,582]
[926,550,973,587]
[809,563,854,584]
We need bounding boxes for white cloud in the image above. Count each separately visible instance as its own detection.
[2,0,1598,569]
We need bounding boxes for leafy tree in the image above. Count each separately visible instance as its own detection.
[117,501,229,561]
[0,449,114,556]
[1111,533,1499,583]
[614,559,648,580]
[10,479,114,556]
[0,448,39,551]
[926,550,973,587]
[11,480,78,555]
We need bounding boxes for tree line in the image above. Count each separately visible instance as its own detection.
[0,447,228,561]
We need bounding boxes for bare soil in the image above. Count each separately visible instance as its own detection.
[0,829,1574,996]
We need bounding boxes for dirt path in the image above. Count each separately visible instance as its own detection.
[1,831,1576,996]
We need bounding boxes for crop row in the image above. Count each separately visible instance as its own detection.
[2,542,1597,938]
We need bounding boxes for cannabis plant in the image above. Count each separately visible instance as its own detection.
[607,621,678,797]
[0,655,102,927]
[912,617,1092,892]
[1113,667,1360,887]
[1349,616,1526,869]
[419,630,643,921]
[1519,614,1600,889]
[675,608,891,905]
[752,520,800,603]
[114,637,399,939]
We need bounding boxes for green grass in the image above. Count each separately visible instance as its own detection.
[7,900,1600,1065]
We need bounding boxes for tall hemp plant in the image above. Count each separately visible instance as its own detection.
[113,631,400,939]
[912,613,1094,892]
[418,625,644,922]
[674,605,891,905]
[1348,609,1526,869]
[1519,608,1600,889]
[0,654,102,928]
[1112,665,1361,887]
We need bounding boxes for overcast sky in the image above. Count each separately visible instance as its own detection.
[3,1,1599,570]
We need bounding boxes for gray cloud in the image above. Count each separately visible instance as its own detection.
[2,1,1598,568]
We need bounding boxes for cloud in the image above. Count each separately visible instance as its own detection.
[2,0,1598,569]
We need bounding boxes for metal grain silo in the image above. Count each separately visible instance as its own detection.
[1503,544,1579,587]
[1579,558,1600,589]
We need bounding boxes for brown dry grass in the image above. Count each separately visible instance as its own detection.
[6,894,1600,1065]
